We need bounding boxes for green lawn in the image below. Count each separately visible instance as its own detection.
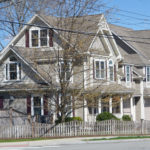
[84,136,150,141]
[0,137,54,143]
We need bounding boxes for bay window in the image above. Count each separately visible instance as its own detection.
[5,56,21,81]
[95,60,105,79]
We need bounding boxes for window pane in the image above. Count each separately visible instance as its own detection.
[40,30,47,38]
[10,72,17,80]
[101,61,105,79]
[32,30,38,47]
[40,30,47,46]
[34,97,41,107]
[95,61,100,78]
[19,63,21,80]
[126,66,130,82]
[101,61,104,69]
[9,63,17,72]
[41,39,47,46]
[9,63,17,80]
[109,66,114,81]
[32,30,38,38]
[147,67,150,82]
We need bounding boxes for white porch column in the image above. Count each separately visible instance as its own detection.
[130,97,134,120]
[140,80,145,120]
[83,99,88,122]
[41,96,44,116]
[140,95,145,119]
[109,97,112,113]
[120,96,123,117]
[31,96,34,116]
[98,98,101,114]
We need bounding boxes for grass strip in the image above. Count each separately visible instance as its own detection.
[0,137,54,143]
[84,136,150,141]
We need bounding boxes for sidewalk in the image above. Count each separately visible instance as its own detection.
[0,136,150,147]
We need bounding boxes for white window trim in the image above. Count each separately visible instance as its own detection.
[5,57,21,81]
[146,66,150,82]
[30,27,49,48]
[31,94,44,116]
[94,59,106,79]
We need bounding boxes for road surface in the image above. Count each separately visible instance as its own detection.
[1,140,150,150]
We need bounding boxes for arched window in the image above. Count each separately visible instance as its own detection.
[109,60,114,81]
[5,56,21,80]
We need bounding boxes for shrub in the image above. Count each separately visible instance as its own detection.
[65,117,83,122]
[122,115,131,121]
[96,112,119,121]
[55,116,82,124]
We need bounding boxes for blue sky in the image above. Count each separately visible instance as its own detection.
[106,0,150,30]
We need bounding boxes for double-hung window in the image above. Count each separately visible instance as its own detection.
[95,60,105,79]
[60,61,72,81]
[125,65,131,82]
[31,29,48,47]
[109,60,114,81]
[5,56,21,81]
[146,66,150,82]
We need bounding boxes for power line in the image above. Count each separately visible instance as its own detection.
[104,6,150,18]
[0,18,150,45]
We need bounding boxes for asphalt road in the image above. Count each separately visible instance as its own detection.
[2,140,150,150]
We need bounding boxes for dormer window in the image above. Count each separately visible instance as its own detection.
[5,56,21,81]
[31,29,48,47]
[32,30,38,47]
[30,29,53,48]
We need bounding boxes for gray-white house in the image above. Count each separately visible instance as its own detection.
[0,14,149,122]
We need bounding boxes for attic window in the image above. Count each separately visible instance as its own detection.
[5,56,21,81]
[31,29,51,47]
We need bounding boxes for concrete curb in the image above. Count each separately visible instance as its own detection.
[0,137,150,147]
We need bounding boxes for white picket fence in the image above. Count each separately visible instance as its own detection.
[0,120,150,139]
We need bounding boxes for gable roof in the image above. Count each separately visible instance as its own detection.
[7,46,50,85]
[109,24,150,65]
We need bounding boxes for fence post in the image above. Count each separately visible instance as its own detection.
[9,107,13,126]
[141,119,144,135]
[32,122,35,138]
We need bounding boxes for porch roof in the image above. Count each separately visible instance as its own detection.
[86,83,134,95]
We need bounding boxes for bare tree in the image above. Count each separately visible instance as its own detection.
[0,0,127,123]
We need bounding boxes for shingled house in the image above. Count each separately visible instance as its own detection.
[0,14,149,122]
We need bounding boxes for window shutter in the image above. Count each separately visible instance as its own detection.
[44,95,48,115]
[27,96,31,115]
[25,30,29,47]
[49,29,53,47]
[105,61,107,79]
[114,64,117,81]
[0,97,3,109]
